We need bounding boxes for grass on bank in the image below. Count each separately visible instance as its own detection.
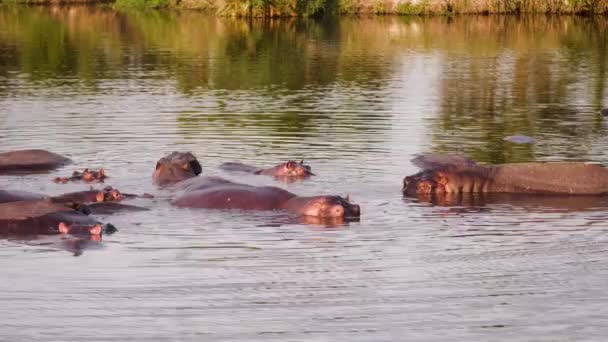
[14,0,608,15]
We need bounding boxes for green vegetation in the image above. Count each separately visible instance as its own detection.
[8,0,608,15]
[2,7,608,161]
[395,1,426,15]
[114,0,171,9]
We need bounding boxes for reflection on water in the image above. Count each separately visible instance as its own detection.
[1,6,608,341]
[407,192,608,212]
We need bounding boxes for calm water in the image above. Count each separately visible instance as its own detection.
[1,6,608,341]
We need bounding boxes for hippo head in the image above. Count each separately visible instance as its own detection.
[402,170,448,196]
[58,222,117,240]
[79,168,105,182]
[58,222,103,236]
[152,152,202,185]
[273,160,314,178]
[100,186,124,202]
[289,195,361,218]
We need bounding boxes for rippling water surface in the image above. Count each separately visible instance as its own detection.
[1,6,608,341]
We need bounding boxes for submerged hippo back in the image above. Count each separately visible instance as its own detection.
[0,190,46,204]
[0,200,99,236]
[0,149,71,172]
[490,162,608,194]
[172,184,296,210]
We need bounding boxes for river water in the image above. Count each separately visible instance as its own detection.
[1,6,608,341]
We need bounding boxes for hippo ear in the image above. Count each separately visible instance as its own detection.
[300,160,304,164]
[411,153,477,170]
[345,195,351,202]
[155,162,161,170]
[58,222,70,234]
[89,224,103,236]
[96,192,105,202]
[99,169,105,177]
[189,160,202,175]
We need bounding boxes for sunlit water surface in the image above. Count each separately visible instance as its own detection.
[1,6,608,341]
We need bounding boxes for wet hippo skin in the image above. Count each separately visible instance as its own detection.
[152,151,202,186]
[219,160,314,179]
[172,177,360,219]
[403,154,608,195]
[0,200,108,237]
[0,149,71,173]
[153,152,359,219]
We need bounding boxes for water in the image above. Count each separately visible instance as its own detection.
[1,6,608,341]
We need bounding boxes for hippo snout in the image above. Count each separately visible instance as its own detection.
[347,203,361,217]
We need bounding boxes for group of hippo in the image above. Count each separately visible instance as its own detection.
[2,149,608,243]
[0,149,359,241]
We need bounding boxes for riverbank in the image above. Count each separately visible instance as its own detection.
[6,0,608,16]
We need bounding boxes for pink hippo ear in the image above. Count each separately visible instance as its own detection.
[58,222,70,234]
[89,224,102,236]
[95,192,105,202]
[98,168,105,178]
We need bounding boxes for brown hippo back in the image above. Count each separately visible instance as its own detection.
[488,163,608,194]
[0,190,46,203]
[172,184,296,210]
[0,200,100,236]
[405,154,608,195]
[0,149,71,173]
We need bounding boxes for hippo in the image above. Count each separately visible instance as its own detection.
[403,154,608,196]
[54,168,106,183]
[0,149,71,173]
[219,160,314,179]
[0,187,153,216]
[0,199,116,237]
[152,151,202,186]
[172,177,360,219]
[0,190,46,203]
[50,187,124,204]
[153,152,360,220]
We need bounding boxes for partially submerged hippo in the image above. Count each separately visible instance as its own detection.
[153,152,360,220]
[0,199,116,237]
[54,168,106,183]
[219,160,314,179]
[51,187,124,204]
[0,190,45,203]
[0,149,71,173]
[173,177,360,219]
[0,188,124,205]
[403,154,608,196]
[152,151,202,186]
